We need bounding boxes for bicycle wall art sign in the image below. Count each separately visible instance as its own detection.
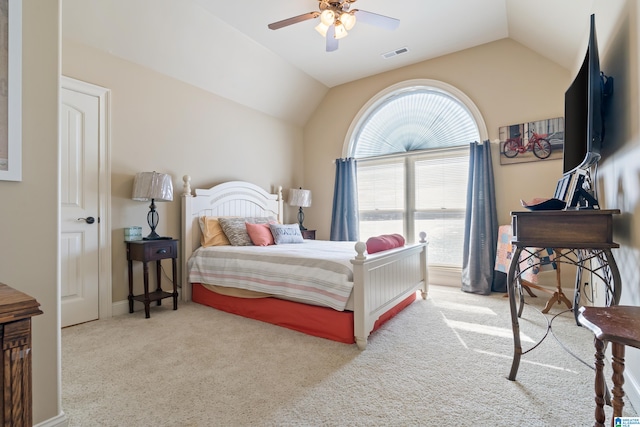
[499,117,564,165]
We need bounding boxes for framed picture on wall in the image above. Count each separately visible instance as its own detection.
[0,0,21,182]
[499,117,564,165]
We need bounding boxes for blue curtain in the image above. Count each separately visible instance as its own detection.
[330,158,359,241]
[461,140,499,295]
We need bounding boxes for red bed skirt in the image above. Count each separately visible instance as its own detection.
[192,283,417,345]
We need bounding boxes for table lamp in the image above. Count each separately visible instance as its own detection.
[288,187,312,230]
[132,171,173,240]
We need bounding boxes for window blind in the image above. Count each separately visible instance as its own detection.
[351,84,479,268]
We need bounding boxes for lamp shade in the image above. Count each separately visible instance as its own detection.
[132,172,173,202]
[288,188,312,208]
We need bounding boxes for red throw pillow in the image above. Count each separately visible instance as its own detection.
[388,234,405,247]
[245,222,275,246]
[366,234,405,254]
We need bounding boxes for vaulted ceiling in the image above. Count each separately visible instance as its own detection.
[62,0,599,125]
[193,0,596,87]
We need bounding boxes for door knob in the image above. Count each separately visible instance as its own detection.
[78,216,96,224]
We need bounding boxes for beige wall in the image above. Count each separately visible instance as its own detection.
[0,1,61,423]
[592,0,640,405]
[304,38,570,239]
[62,40,304,302]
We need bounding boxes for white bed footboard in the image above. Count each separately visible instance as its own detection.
[351,234,429,350]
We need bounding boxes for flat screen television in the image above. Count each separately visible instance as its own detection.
[563,14,612,174]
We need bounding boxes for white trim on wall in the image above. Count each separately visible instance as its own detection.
[61,76,112,321]
[342,78,489,157]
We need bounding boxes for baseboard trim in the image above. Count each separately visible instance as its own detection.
[624,368,640,414]
[429,267,461,288]
[112,299,130,317]
[34,411,68,427]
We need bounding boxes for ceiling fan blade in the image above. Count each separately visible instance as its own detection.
[353,10,400,31]
[268,11,320,30]
[326,25,339,52]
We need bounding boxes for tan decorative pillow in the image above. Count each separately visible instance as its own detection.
[198,216,231,247]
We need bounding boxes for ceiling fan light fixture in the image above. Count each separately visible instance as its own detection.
[340,12,356,30]
[319,9,335,26]
[334,21,348,39]
[315,21,330,37]
[267,1,399,52]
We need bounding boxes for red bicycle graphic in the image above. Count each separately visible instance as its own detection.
[502,128,552,159]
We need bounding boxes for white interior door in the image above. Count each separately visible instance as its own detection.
[60,77,111,327]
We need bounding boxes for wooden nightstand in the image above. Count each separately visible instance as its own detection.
[126,239,179,318]
[301,229,316,240]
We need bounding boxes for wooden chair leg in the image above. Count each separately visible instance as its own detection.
[594,337,606,427]
[579,306,640,427]
[611,342,626,420]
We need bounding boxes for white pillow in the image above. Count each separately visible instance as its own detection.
[269,223,304,244]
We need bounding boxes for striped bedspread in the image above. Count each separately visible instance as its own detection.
[187,240,357,311]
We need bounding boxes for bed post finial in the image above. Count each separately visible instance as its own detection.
[419,231,427,243]
[354,241,367,260]
[183,175,192,196]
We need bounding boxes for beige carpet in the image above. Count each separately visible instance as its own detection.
[62,285,637,426]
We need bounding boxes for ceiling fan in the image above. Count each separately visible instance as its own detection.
[268,0,400,52]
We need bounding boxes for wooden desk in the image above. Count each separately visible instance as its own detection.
[507,209,621,381]
[578,305,640,426]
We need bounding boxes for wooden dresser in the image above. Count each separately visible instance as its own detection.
[0,283,43,427]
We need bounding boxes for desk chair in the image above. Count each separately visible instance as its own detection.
[578,305,640,426]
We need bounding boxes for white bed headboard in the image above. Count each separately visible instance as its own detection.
[181,176,283,301]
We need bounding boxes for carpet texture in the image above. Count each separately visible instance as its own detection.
[62,285,637,426]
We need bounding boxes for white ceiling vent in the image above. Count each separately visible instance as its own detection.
[382,47,409,59]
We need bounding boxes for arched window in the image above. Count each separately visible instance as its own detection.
[346,80,486,268]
